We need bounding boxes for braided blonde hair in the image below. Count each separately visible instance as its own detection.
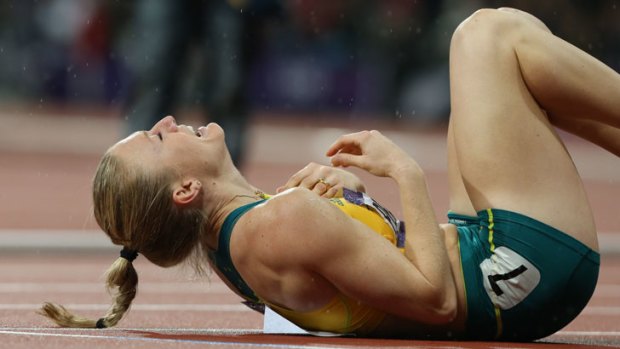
[40,151,207,328]
[40,256,138,328]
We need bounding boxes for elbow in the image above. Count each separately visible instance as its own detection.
[434,297,458,324]
[424,290,458,325]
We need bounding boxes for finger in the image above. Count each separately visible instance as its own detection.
[325,132,366,157]
[299,175,320,190]
[322,185,341,198]
[280,176,302,191]
[279,166,312,191]
[312,181,330,196]
[330,153,365,169]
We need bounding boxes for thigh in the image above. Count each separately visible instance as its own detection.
[449,9,597,249]
[447,119,476,217]
[550,115,620,157]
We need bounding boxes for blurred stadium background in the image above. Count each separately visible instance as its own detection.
[1,1,619,121]
[0,0,619,249]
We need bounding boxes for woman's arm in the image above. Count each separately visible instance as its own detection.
[249,188,457,324]
[327,130,457,320]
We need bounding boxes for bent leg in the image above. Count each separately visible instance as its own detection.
[449,9,605,250]
[510,18,620,131]
[550,115,620,157]
[498,7,620,157]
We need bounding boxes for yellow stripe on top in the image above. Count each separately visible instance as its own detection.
[486,208,503,339]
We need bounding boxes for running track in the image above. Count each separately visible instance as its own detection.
[1,110,619,348]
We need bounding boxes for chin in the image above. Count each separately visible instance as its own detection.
[203,122,225,139]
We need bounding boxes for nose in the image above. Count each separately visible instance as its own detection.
[150,115,178,133]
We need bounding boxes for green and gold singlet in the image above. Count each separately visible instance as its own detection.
[208,188,405,335]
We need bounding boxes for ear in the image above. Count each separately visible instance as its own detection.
[172,179,202,206]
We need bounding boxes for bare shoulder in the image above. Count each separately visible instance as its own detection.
[258,187,318,217]
[242,188,321,232]
[232,188,341,310]
[235,188,335,262]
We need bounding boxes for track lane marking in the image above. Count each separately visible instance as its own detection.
[0,330,335,349]
[5,304,620,315]
[0,282,231,294]
[0,304,251,311]
[0,329,470,349]
[2,328,620,349]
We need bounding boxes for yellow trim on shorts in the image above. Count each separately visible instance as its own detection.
[487,208,496,253]
[486,208,503,339]
[339,294,352,329]
[457,238,469,318]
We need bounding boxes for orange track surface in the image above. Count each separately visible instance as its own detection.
[1,113,619,348]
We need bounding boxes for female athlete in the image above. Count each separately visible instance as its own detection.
[41,8,619,340]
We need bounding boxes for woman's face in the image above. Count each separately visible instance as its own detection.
[111,116,229,177]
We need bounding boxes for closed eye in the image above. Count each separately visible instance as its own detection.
[141,130,161,142]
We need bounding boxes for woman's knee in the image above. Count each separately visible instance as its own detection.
[451,8,534,52]
[497,7,551,33]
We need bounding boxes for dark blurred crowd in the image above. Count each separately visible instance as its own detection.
[0,0,618,127]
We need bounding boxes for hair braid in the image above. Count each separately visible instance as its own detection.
[40,151,205,328]
[39,256,138,328]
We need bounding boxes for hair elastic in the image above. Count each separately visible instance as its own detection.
[95,318,107,329]
[120,247,139,262]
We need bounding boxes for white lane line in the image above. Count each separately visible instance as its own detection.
[594,284,620,298]
[0,282,231,294]
[9,281,620,297]
[0,230,113,250]
[3,229,620,256]
[582,306,620,315]
[6,230,620,253]
[9,327,620,337]
[0,329,337,349]
[5,303,620,315]
[1,328,619,349]
[0,304,250,311]
[0,327,260,334]
[4,281,619,297]
[555,331,620,337]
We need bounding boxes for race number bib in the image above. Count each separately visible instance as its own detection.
[341,188,406,249]
[480,246,540,310]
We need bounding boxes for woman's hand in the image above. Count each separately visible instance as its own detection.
[276,162,366,198]
[326,130,419,179]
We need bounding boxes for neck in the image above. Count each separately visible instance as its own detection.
[200,173,265,251]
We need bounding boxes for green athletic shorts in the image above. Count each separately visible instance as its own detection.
[449,208,599,341]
